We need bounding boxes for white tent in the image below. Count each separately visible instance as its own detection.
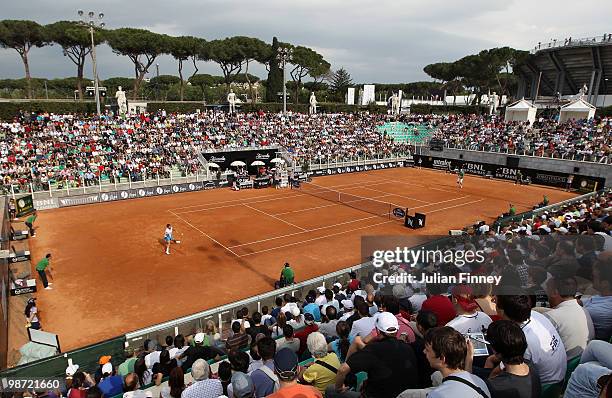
[559,98,596,122]
[504,99,537,124]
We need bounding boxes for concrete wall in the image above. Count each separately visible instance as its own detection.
[419,148,612,184]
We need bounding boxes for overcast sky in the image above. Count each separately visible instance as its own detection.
[1,0,611,83]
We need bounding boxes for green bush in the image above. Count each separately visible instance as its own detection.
[0,101,97,121]
[410,103,485,115]
[596,105,612,117]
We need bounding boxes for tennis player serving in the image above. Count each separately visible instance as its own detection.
[164,224,181,255]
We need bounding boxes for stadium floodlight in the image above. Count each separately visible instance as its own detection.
[78,10,105,116]
[277,47,292,115]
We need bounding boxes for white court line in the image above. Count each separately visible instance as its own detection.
[237,219,395,258]
[360,186,430,204]
[168,179,383,213]
[170,210,240,258]
[243,203,307,231]
[228,213,382,248]
[229,194,467,249]
[175,194,293,215]
[411,195,471,209]
[273,193,395,215]
[426,198,486,214]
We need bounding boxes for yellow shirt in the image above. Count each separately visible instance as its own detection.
[301,352,341,394]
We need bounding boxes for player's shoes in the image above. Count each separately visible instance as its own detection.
[48,283,53,285]
[165,250,170,255]
[45,287,52,290]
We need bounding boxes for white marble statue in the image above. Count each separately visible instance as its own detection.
[227,89,237,114]
[309,92,317,114]
[578,83,588,99]
[489,91,499,115]
[115,86,127,115]
[390,92,400,115]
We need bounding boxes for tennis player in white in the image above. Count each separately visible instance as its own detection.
[164,224,181,255]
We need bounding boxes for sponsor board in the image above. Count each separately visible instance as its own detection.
[413,155,605,190]
[11,286,36,296]
[33,197,59,210]
[58,181,220,208]
[16,195,35,217]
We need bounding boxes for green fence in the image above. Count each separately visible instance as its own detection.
[0,335,125,378]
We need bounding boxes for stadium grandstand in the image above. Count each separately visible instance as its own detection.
[1,9,611,398]
[516,34,612,107]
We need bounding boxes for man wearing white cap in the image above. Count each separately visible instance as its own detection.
[327,312,419,398]
[98,362,124,397]
[179,332,222,372]
[339,300,354,322]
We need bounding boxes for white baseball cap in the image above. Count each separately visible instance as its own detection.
[194,332,205,344]
[375,312,399,334]
[341,299,354,310]
[101,362,113,375]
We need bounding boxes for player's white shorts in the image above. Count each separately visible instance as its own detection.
[457,178,463,184]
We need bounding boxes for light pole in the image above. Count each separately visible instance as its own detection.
[78,10,105,116]
[156,63,160,101]
[276,47,292,114]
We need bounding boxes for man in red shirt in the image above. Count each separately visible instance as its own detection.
[294,313,319,356]
[420,283,457,326]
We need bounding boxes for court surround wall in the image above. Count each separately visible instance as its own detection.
[419,148,611,186]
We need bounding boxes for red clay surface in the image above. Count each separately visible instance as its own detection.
[29,168,576,350]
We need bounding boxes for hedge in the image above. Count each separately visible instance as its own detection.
[409,103,486,115]
[6,100,609,120]
[0,101,98,121]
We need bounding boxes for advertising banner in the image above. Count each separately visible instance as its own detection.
[201,148,280,172]
[413,155,605,190]
[58,181,220,208]
[15,195,34,217]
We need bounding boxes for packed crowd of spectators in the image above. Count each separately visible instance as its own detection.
[429,114,612,162]
[51,190,611,398]
[1,109,610,193]
[0,111,414,193]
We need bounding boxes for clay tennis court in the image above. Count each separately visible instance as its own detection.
[28,167,576,351]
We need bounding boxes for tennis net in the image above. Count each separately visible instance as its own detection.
[295,181,406,220]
